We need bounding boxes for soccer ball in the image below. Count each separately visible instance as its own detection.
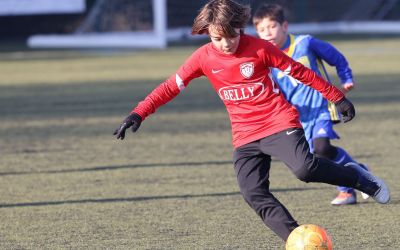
[286,224,333,250]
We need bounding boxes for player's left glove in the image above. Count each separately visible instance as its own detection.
[113,112,142,140]
[335,97,355,123]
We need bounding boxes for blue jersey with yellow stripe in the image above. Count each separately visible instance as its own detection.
[271,34,353,124]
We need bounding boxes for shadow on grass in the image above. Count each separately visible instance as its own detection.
[0,187,327,208]
[0,154,378,176]
[1,74,399,122]
[0,160,234,176]
[0,79,224,120]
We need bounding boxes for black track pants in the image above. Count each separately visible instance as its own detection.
[233,128,359,240]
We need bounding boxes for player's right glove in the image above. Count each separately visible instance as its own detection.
[335,97,355,123]
[113,112,142,140]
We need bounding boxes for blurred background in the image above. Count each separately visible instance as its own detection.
[1,0,400,50]
[1,1,400,249]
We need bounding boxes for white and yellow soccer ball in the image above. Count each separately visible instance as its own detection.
[286,224,333,250]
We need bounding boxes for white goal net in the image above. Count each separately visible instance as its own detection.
[28,0,167,49]
[27,0,400,49]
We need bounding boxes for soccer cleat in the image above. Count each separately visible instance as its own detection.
[331,191,357,205]
[345,162,390,204]
[370,177,390,204]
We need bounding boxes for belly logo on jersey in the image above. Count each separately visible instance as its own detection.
[218,83,264,103]
[240,62,254,79]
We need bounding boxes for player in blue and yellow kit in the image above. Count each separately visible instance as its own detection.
[253,4,369,205]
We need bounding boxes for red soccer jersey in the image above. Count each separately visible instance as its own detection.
[133,34,344,148]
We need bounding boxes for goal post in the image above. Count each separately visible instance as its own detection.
[28,0,167,49]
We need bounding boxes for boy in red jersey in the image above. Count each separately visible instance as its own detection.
[114,0,390,242]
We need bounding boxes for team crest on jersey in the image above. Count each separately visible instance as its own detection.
[240,62,254,79]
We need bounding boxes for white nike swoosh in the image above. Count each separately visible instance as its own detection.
[286,130,297,135]
[212,69,224,74]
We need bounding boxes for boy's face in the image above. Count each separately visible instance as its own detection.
[208,25,241,54]
[255,17,288,49]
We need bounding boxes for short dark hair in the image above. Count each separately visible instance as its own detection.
[192,0,251,37]
[253,4,286,26]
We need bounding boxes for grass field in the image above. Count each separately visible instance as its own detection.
[0,36,399,249]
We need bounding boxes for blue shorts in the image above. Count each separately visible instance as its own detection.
[302,120,340,152]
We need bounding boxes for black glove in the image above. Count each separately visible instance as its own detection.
[335,97,355,123]
[113,112,142,140]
